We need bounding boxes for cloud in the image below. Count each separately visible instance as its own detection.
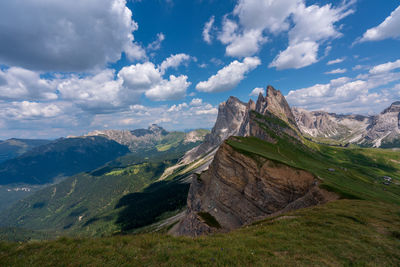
[358,5,400,42]
[217,0,298,57]
[217,0,353,64]
[203,16,215,44]
[269,41,319,70]
[159,54,192,75]
[3,101,62,120]
[225,29,267,58]
[369,59,400,74]
[327,58,346,65]
[119,62,162,91]
[325,68,347,74]
[196,57,261,92]
[168,103,188,112]
[0,67,58,101]
[147,33,166,51]
[0,0,145,71]
[58,69,126,113]
[286,59,400,114]
[249,87,265,96]
[270,1,354,70]
[233,0,299,33]
[145,75,190,101]
[190,98,203,106]
[119,59,191,101]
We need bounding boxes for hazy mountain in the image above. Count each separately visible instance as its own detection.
[292,108,371,143]
[0,136,130,185]
[0,138,51,163]
[292,101,400,148]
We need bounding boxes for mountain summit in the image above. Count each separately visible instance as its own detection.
[181,85,300,164]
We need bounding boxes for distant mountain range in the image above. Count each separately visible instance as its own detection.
[293,101,400,148]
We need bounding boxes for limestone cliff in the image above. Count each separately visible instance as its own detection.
[172,140,337,236]
[181,96,248,164]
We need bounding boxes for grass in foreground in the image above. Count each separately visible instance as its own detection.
[1,200,399,266]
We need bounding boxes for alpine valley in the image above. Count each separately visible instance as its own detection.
[1,86,400,266]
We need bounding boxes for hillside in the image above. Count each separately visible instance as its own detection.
[0,138,51,163]
[1,200,399,266]
[0,134,203,238]
[0,136,130,185]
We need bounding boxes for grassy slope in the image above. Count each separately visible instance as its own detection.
[1,200,399,266]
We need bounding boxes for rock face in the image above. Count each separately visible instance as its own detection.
[292,102,400,147]
[181,97,248,164]
[181,86,298,164]
[173,141,337,236]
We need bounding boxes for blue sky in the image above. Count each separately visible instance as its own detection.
[0,0,399,139]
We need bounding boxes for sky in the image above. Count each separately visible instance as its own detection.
[0,0,399,139]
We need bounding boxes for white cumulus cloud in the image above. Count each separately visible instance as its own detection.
[359,5,400,42]
[145,75,190,101]
[4,101,62,120]
[0,0,145,71]
[286,59,400,114]
[369,59,400,74]
[196,57,261,92]
[0,67,58,101]
[270,1,354,70]
[159,54,192,75]
[250,87,265,96]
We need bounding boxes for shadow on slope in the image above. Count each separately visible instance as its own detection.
[115,180,190,231]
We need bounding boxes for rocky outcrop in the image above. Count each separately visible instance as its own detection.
[172,140,337,236]
[181,97,248,164]
[181,86,299,164]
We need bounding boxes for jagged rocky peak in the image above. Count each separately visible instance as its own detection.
[256,85,298,126]
[180,96,248,164]
[181,85,302,164]
[383,101,400,114]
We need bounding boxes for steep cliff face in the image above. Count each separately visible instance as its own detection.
[181,97,248,164]
[173,141,337,236]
